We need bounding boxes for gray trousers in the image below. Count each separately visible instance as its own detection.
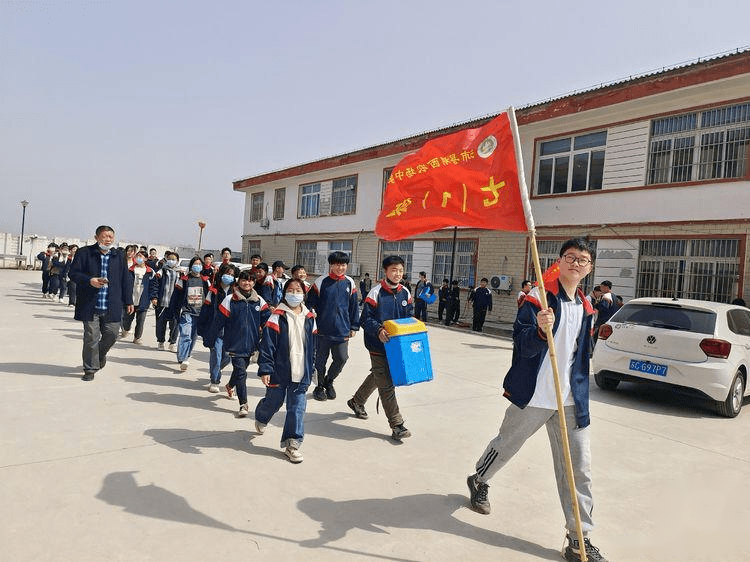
[82,313,119,374]
[475,404,594,535]
[352,353,403,428]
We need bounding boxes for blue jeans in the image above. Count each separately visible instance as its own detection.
[314,337,349,385]
[209,336,231,384]
[177,312,198,362]
[255,380,309,449]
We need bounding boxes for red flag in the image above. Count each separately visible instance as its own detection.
[538,261,560,286]
[375,112,528,241]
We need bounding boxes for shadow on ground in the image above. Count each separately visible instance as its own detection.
[0,362,81,378]
[95,471,558,561]
[589,380,748,419]
[297,493,560,559]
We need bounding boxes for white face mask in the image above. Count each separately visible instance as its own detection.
[98,243,113,252]
[285,293,304,307]
[166,259,177,268]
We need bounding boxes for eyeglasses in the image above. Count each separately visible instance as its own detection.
[561,254,592,266]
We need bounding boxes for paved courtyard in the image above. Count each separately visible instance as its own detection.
[1,269,749,561]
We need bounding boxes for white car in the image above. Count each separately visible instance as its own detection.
[592,297,750,417]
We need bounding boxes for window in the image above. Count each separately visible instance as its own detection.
[381,240,413,281]
[295,241,317,272]
[636,238,739,302]
[382,167,394,208]
[328,240,352,259]
[299,183,321,218]
[647,102,750,185]
[432,240,476,287]
[245,239,261,262]
[331,176,357,215]
[250,192,264,222]
[727,309,750,337]
[536,131,607,195]
[614,303,716,335]
[273,188,285,220]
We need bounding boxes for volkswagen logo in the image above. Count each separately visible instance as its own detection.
[646,335,656,344]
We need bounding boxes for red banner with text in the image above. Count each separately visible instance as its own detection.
[375,112,528,241]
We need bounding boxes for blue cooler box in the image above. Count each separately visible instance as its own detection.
[382,318,434,386]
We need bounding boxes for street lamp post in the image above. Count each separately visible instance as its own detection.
[197,220,206,255]
[19,200,29,258]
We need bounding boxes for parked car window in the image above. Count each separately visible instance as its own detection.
[611,303,716,334]
[727,309,750,336]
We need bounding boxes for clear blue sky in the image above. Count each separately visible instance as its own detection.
[1,0,748,249]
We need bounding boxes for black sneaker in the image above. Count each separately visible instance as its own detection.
[391,424,411,440]
[312,385,327,401]
[324,381,336,400]
[347,398,368,419]
[466,474,490,514]
[82,371,95,382]
[563,535,608,562]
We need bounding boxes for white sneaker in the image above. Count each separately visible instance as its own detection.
[157,342,165,350]
[208,383,219,393]
[179,361,189,371]
[57,297,63,303]
[168,343,177,352]
[120,331,130,339]
[254,420,266,434]
[284,446,303,463]
[238,404,249,417]
[133,338,143,345]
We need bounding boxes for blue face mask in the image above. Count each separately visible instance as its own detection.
[191,264,202,274]
[221,274,235,285]
[285,293,304,307]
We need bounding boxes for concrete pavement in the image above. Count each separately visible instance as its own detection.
[1,269,749,561]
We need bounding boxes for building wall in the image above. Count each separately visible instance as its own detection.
[234,55,750,318]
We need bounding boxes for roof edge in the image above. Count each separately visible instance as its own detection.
[233,47,750,191]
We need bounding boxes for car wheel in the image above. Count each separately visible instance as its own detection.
[715,370,745,418]
[594,372,620,391]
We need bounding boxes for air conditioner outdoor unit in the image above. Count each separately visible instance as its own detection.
[348,262,361,276]
[490,274,512,292]
[259,217,270,229]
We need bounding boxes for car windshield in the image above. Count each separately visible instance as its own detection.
[611,303,716,334]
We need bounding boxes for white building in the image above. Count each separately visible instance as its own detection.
[234,50,750,324]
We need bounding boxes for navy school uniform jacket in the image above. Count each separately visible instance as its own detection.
[502,280,594,428]
[69,244,134,323]
[306,273,360,342]
[258,305,317,387]
[258,274,285,306]
[197,283,231,340]
[154,266,181,308]
[361,280,413,355]
[37,251,54,272]
[206,289,270,355]
[128,264,158,312]
[51,254,71,278]
[470,287,493,311]
[168,273,211,318]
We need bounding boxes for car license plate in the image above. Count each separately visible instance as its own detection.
[629,359,667,377]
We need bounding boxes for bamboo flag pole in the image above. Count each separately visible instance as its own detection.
[508,107,587,561]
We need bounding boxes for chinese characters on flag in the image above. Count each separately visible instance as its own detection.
[375,112,528,241]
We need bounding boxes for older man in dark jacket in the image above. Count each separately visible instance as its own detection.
[69,225,133,381]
